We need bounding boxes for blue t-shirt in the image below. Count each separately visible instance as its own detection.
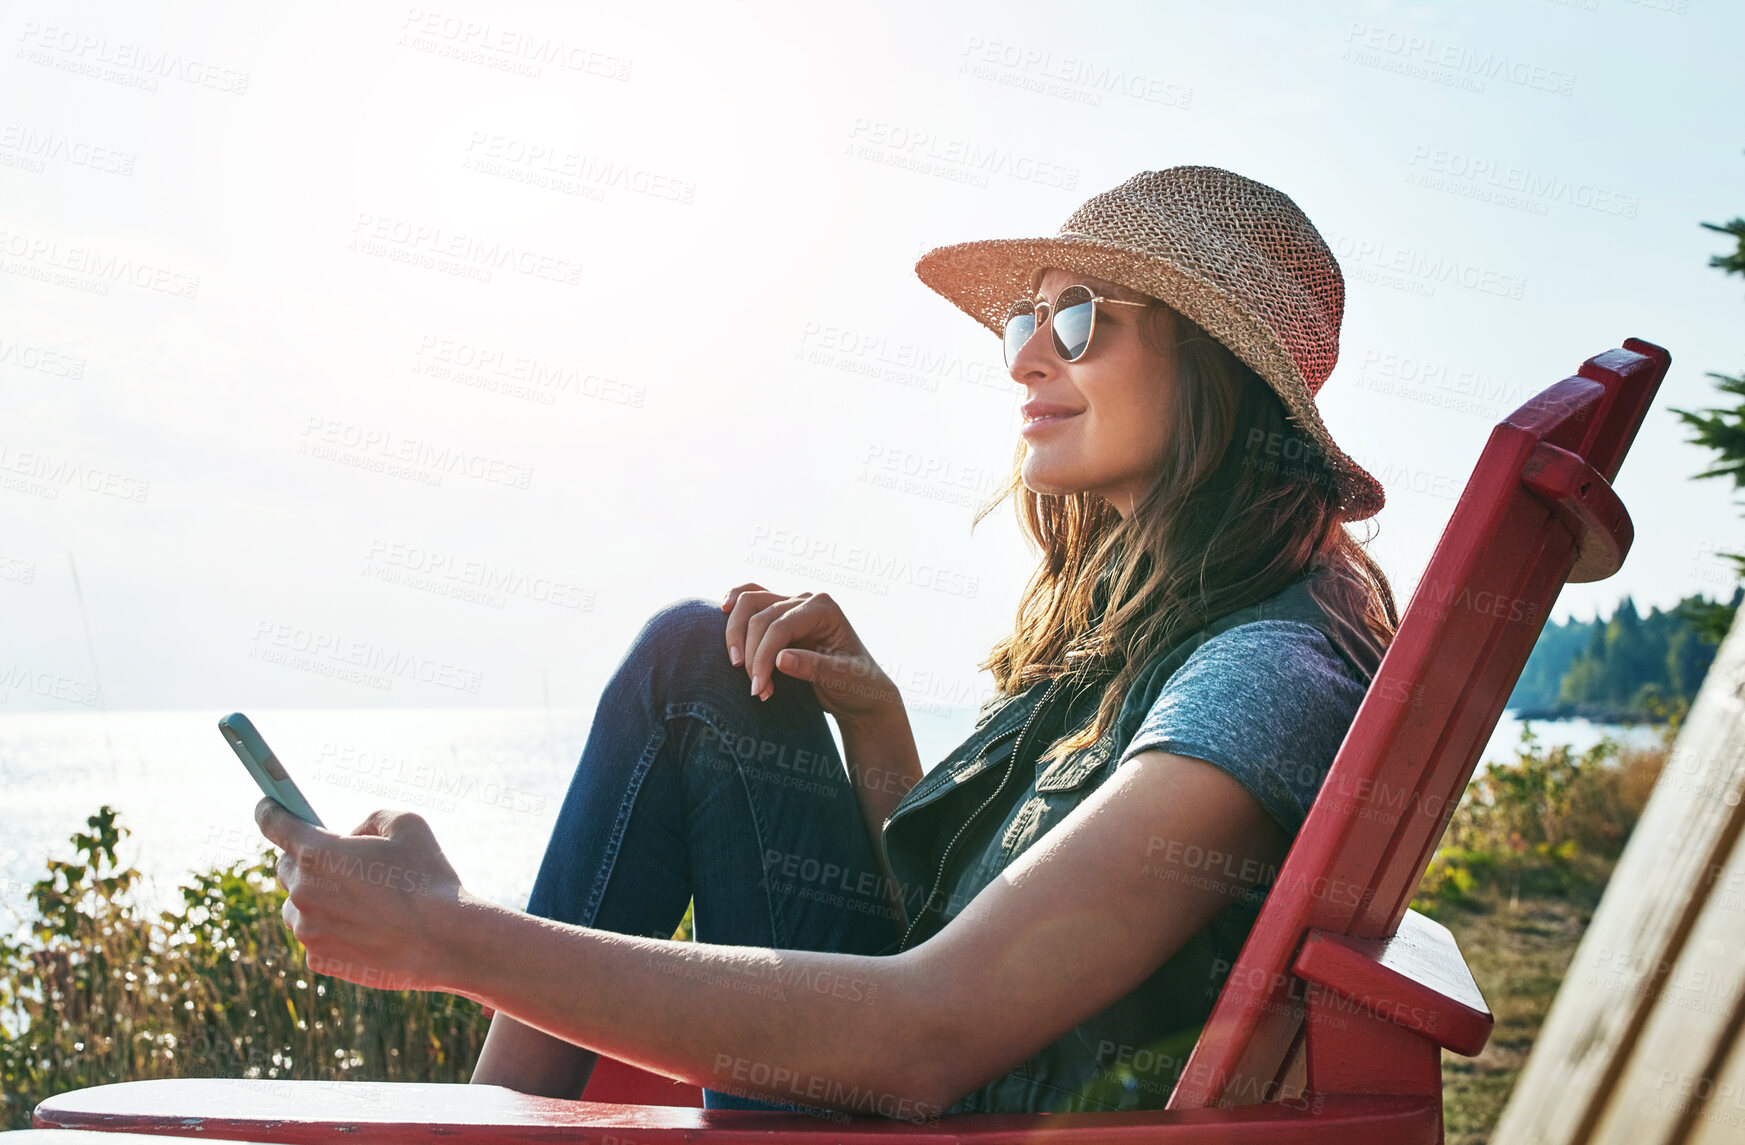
[1114,618,1370,839]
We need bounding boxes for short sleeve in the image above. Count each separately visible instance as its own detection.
[1115,620,1370,839]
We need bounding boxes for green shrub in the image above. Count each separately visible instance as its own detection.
[0,806,490,1129]
[1412,701,1681,917]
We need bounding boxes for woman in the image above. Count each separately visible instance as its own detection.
[256,166,1399,1119]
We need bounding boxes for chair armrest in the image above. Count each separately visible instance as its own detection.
[3,1133,276,1145]
[582,1055,703,1106]
[31,1078,1442,1144]
[1292,907,1494,1057]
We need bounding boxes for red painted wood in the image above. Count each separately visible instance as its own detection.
[1577,339,1672,484]
[580,1054,703,1106]
[1302,1002,1443,1100]
[1519,442,1632,584]
[31,1080,1439,1144]
[1,1133,279,1145]
[1167,340,1669,1109]
[1292,911,1493,1057]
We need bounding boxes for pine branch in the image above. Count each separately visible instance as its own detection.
[1700,217,1745,278]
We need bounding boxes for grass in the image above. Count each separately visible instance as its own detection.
[1438,882,1605,1144]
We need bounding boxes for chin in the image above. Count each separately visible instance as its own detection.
[1022,465,1096,499]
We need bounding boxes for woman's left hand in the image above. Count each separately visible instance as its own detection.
[255,796,468,992]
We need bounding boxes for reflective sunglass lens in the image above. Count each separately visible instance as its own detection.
[1002,311,1036,367]
[1050,287,1097,361]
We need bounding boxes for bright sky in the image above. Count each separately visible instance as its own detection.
[2,0,1741,720]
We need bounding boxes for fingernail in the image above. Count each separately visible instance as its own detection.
[750,674,761,696]
[729,645,742,666]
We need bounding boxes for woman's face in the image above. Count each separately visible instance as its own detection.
[1009,267,1179,518]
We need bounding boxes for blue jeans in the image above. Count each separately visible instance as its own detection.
[525,598,907,1112]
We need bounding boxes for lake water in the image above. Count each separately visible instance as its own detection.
[0,706,1668,929]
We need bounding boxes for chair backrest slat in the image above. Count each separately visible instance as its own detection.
[1362,478,1587,936]
[1166,340,1669,1110]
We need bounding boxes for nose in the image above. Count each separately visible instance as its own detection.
[1008,310,1058,383]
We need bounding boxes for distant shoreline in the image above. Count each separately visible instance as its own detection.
[1507,703,1667,726]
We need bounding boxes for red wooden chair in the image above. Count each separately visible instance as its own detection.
[25,339,1670,1145]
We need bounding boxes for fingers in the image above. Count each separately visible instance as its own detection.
[744,593,824,703]
[722,584,770,666]
[723,585,791,671]
[794,649,900,708]
[354,808,413,838]
[275,844,310,912]
[720,582,768,613]
[282,893,301,937]
[256,795,324,852]
[255,794,285,839]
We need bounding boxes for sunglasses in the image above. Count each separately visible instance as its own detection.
[1002,284,1151,369]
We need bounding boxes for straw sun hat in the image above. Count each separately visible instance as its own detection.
[914,165,1385,522]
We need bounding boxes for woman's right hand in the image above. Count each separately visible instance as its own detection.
[720,583,903,729]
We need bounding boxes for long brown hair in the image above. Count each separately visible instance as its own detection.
[975,298,1400,766]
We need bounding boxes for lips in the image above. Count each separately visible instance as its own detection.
[1021,400,1083,423]
[1019,404,1082,436]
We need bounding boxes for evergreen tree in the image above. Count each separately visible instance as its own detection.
[1507,615,1591,710]
[1678,585,1743,646]
[1667,623,1717,699]
[1558,619,1610,708]
[1667,188,1745,642]
[1540,593,1727,718]
[1604,596,1650,704]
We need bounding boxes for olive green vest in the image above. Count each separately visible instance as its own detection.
[879,560,1388,1114]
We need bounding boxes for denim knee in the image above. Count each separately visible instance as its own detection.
[631,597,732,665]
[618,597,740,698]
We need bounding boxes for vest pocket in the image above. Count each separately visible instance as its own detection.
[992,732,1121,865]
[885,720,1025,828]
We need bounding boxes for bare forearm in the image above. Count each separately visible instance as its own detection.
[440,895,950,1118]
[837,707,924,920]
[469,1009,597,1097]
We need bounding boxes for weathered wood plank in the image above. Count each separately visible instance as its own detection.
[1683,991,1745,1145]
[1589,783,1745,1144]
[1491,614,1745,1145]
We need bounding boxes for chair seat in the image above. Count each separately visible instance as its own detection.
[33,1079,1440,1144]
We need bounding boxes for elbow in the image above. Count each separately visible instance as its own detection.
[879,951,977,1118]
[895,1057,963,1121]
[884,1052,964,1121]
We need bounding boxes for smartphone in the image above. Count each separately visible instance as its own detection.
[219,712,326,828]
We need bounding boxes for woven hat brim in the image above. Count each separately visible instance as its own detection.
[915,234,1386,522]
